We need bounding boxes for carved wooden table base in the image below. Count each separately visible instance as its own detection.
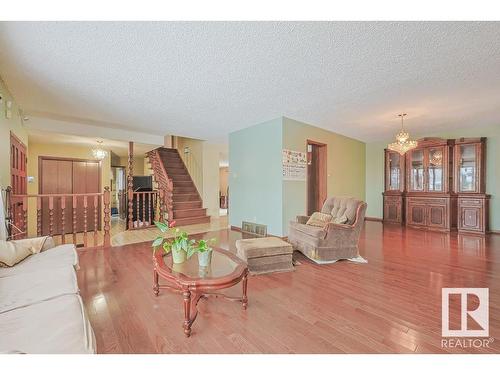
[153,248,249,337]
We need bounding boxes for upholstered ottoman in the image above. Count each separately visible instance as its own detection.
[235,237,294,275]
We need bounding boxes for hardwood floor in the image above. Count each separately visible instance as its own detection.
[77,222,500,353]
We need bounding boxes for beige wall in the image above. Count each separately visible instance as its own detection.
[202,143,223,217]
[219,167,229,195]
[282,117,366,235]
[175,136,227,218]
[176,136,204,193]
[118,156,145,176]
[26,140,112,236]
[0,76,28,188]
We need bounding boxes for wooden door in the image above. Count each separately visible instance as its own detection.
[406,201,426,227]
[458,197,485,233]
[73,161,100,232]
[307,141,327,215]
[426,146,446,193]
[10,133,27,237]
[427,204,447,229]
[40,159,73,235]
[383,195,403,223]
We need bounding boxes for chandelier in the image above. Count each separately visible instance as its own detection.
[387,113,418,155]
[91,140,108,160]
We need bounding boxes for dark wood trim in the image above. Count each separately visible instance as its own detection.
[306,139,327,215]
[9,130,27,149]
[366,217,383,222]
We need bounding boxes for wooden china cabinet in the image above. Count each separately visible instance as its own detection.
[382,150,405,224]
[454,138,490,234]
[405,138,456,232]
[382,136,490,234]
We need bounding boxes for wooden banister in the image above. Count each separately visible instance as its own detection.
[7,187,112,249]
[146,148,174,224]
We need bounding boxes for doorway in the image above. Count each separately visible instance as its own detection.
[10,132,27,237]
[39,157,101,235]
[306,140,327,215]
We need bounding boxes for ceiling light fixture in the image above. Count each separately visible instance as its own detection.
[387,113,418,155]
[92,140,108,160]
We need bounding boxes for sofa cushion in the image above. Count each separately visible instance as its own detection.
[306,212,333,227]
[0,240,33,268]
[289,221,327,239]
[0,294,95,354]
[321,196,362,225]
[332,214,348,224]
[0,266,78,313]
[0,244,78,278]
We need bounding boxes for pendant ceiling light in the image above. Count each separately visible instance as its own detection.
[92,140,108,160]
[387,113,418,155]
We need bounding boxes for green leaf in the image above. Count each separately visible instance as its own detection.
[187,246,196,259]
[162,241,172,253]
[152,236,164,247]
[154,221,170,233]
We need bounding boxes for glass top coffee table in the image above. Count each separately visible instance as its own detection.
[153,248,249,337]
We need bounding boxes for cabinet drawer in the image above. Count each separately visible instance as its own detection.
[458,198,482,207]
[407,197,448,205]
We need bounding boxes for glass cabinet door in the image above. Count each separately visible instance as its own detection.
[458,144,477,192]
[410,149,424,191]
[388,152,401,191]
[428,147,444,192]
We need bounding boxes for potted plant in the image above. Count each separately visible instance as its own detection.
[152,221,194,264]
[195,239,215,267]
[152,221,216,267]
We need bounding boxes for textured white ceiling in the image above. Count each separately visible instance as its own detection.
[27,129,157,157]
[1,21,499,142]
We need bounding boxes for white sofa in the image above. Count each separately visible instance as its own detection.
[0,238,96,354]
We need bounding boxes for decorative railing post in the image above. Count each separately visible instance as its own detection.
[36,196,42,237]
[127,141,134,230]
[103,186,111,247]
[166,178,174,223]
[146,149,175,225]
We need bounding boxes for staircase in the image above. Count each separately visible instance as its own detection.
[150,148,210,226]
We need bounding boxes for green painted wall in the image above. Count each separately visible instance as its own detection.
[229,118,284,236]
[229,117,366,236]
[282,117,366,235]
[365,124,500,231]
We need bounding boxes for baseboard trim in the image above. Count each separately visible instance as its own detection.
[365,217,383,222]
[488,230,500,235]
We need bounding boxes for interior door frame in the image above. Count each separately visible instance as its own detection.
[10,131,28,238]
[38,156,102,195]
[306,139,327,215]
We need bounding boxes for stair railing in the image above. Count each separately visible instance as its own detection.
[5,186,111,248]
[146,149,174,224]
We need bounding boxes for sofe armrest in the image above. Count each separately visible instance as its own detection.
[41,237,56,252]
[296,215,310,224]
[324,222,354,232]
